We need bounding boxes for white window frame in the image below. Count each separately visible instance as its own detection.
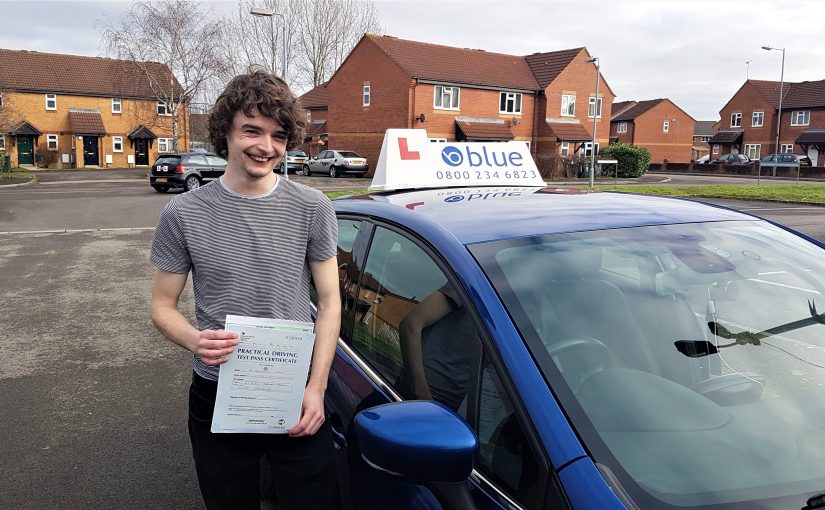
[158,138,174,153]
[305,110,312,122]
[112,98,122,114]
[45,93,57,111]
[663,121,670,133]
[745,143,761,160]
[791,110,810,126]
[781,143,794,154]
[617,122,627,133]
[560,141,570,156]
[157,101,171,116]
[0,91,4,108]
[712,144,720,154]
[46,134,59,151]
[112,136,124,153]
[752,111,764,127]
[362,85,370,107]
[0,134,5,151]
[701,135,711,142]
[583,142,599,157]
[499,92,522,114]
[428,138,447,143]
[433,85,460,110]
[730,112,742,127]
[588,96,602,118]
[561,94,576,117]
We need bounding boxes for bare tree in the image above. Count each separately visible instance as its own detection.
[98,0,227,151]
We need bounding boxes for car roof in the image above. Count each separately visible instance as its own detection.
[333,186,756,245]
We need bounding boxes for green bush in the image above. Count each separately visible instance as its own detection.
[600,144,651,178]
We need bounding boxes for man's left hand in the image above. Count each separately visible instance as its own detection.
[288,386,325,437]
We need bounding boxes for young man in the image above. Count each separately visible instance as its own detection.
[149,70,341,509]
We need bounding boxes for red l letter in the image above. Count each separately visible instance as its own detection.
[398,138,420,160]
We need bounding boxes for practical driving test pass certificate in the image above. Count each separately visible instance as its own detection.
[211,315,315,433]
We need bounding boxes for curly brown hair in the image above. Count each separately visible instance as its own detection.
[208,70,306,158]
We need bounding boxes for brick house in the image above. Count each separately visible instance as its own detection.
[710,79,825,165]
[0,49,188,168]
[299,83,328,157]
[692,120,716,160]
[325,34,614,175]
[609,98,695,163]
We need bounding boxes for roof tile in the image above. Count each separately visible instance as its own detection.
[300,83,328,109]
[547,121,592,142]
[455,120,513,140]
[611,99,665,121]
[68,110,106,135]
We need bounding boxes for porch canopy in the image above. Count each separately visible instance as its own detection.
[455,118,513,141]
[796,129,825,151]
[708,129,744,145]
[68,110,105,135]
[547,121,592,142]
[127,125,157,140]
[8,120,42,137]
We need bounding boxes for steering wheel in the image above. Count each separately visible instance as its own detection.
[547,337,615,392]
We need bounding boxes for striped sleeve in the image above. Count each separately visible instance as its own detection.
[307,194,338,261]
[149,199,191,274]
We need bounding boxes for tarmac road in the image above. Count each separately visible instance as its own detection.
[2,170,825,509]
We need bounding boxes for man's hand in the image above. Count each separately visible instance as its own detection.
[197,330,239,365]
[288,386,325,437]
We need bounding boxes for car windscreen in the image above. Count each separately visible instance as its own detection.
[287,151,307,157]
[470,220,825,509]
[338,151,362,158]
[154,156,181,167]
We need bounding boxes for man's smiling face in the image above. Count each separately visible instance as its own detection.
[224,109,288,181]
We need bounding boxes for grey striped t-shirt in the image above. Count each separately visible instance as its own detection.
[150,177,338,381]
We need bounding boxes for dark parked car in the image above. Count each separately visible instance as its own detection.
[285,150,308,174]
[761,153,812,168]
[299,150,368,177]
[149,152,227,192]
[710,153,753,165]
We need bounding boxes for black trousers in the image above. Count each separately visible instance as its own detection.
[188,373,339,510]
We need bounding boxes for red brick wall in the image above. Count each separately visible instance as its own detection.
[779,107,825,165]
[610,120,634,144]
[542,51,615,156]
[632,100,695,163]
[717,82,774,159]
[327,38,413,174]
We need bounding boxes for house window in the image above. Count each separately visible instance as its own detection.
[0,91,3,108]
[663,121,670,133]
[47,134,58,150]
[561,95,576,117]
[588,96,602,118]
[158,138,174,152]
[791,110,810,126]
[434,85,460,110]
[730,112,742,127]
[781,144,794,154]
[0,135,5,151]
[499,92,522,114]
[745,144,761,160]
[157,101,171,116]
[112,98,122,113]
[112,136,123,153]
[583,142,599,156]
[45,94,57,111]
[701,135,711,142]
[362,85,370,107]
[752,111,764,127]
[305,110,311,123]
[617,122,627,133]
[428,138,447,143]
[560,141,569,156]
[712,144,720,154]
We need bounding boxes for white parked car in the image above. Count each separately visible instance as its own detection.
[299,150,368,177]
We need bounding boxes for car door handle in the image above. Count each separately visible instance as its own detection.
[329,413,347,449]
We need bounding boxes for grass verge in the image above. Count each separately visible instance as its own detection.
[599,184,825,204]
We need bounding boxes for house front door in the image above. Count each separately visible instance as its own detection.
[809,147,820,167]
[134,139,149,166]
[83,136,99,166]
[17,136,34,165]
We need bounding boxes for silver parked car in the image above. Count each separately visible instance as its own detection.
[761,153,812,168]
[299,150,368,177]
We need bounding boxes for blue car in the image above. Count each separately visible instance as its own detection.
[315,133,825,510]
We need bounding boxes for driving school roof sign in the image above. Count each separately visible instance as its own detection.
[370,129,545,190]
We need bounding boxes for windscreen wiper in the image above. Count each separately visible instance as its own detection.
[675,299,825,358]
[804,491,825,510]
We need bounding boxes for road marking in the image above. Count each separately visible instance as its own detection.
[739,206,825,212]
[0,227,156,235]
[748,277,820,295]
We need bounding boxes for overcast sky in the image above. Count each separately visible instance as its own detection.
[2,0,823,121]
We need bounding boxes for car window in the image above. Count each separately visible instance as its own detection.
[206,156,227,166]
[353,226,486,413]
[319,151,331,159]
[781,154,794,163]
[288,151,307,157]
[477,354,541,508]
[154,156,180,166]
[338,151,362,158]
[187,155,208,165]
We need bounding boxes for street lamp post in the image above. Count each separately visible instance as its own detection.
[672,117,679,162]
[251,5,289,179]
[761,46,786,157]
[585,56,600,187]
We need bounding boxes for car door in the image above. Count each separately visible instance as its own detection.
[186,154,209,180]
[323,219,558,510]
[308,151,327,175]
[205,155,227,180]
